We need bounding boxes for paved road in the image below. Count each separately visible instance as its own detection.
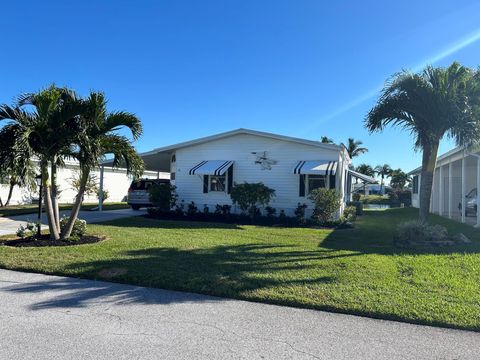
[0,270,477,359]
[0,208,146,236]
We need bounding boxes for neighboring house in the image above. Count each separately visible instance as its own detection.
[0,159,165,206]
[408,146,480,226]
[112,128,375,216]
[353,183,391,196]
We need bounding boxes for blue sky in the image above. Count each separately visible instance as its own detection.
[1,1,480,171]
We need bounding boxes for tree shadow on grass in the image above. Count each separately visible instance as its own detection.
[321,208,480,255]
[3,244,350,310]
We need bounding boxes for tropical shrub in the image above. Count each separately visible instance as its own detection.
[265,206,276,218]
[16,222,36,239]
[346,201,363,215]
[59,216,87,241]
[214,204,231,216]
[360,194,389,204]
[388,189,412,206]
[309,188,341,224]
[70,171,99,199]
[149,183,177,211]
[343,206,357,222]
[174,200,185,216]
[203,204,210,215]
[394,221,449,246]
[230,182,275,215]
[187,201,198,217]
[294,203,308,224]
[248,205,261,219]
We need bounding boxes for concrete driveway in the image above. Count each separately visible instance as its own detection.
[0,208,146,236]
[0,269,477,359]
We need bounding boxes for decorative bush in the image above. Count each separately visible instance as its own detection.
[16,222,36,239]
[294,203,308,224]
[187,201,198,217]
[203,204,210,215]
[149,183,177,211]
[343,206,357,222]
[230,182,275,215]
[346,201,363,215]
[248,205,261,219]
[60,216,87,241]
[265,206,276,218]
[388,189,412,207]
[174,200,185,216]
[394,221,450,246]
[308,188,341,224]
[360,194,390,205]
[214,204,231,216]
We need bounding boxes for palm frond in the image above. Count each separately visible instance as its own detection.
[105,111,143,140]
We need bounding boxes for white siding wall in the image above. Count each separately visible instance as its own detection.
[0,165,163,205]
[174,134,345,216]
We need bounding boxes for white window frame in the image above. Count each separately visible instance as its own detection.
[306,174,328,193]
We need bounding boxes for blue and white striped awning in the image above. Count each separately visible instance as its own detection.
[189,160,234,175]
[293,160,337,175]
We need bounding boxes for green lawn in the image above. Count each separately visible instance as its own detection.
[0,208,479,331]
[0,202,130,217]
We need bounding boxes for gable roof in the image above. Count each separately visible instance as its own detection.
[139,128,344,157]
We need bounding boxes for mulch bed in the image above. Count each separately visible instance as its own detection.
[0,234,107,247]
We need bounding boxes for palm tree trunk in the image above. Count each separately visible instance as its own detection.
[61,167,89,240]
[4,181,15,206]
[51,161,60,232]
[419,141,440,223]
[380,175,384,195]
[41,159,60,240]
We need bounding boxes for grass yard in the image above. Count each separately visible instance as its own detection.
[0,202,130,217]
[0,207,479,331]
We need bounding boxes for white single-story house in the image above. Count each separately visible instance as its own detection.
[352,183,391,196]
[115,128,376,216]
[0,159,165,206]
[409,146,480,226]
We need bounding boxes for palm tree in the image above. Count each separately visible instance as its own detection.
[0,128,36,206]
[0,87,144,240]
[0,86,82,239]
[320,136,334,144]
[16,87,83,233]
[346,138,368,159]
[354,163,375,195]
[374,164,392,194]
[355,163,375,177]
[60,92,144,239]
[389,169,411,190]
[365,62,480,222]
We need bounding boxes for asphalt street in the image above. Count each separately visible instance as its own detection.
[0,269,478,359]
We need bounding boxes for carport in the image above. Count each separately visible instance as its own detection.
[100,147,173,210]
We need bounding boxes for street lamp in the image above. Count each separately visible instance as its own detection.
[35,175,43,238]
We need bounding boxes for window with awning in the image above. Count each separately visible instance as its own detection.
[293,161,338,196]
[293,160,337,175]
[189,160,234,194]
